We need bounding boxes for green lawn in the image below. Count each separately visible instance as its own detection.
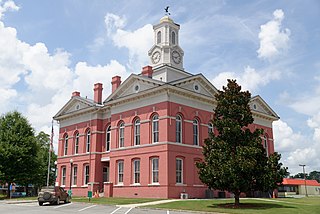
[72,197,164,205]
[147,197,320,214]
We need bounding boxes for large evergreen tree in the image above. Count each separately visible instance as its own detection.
[197,79,287,206]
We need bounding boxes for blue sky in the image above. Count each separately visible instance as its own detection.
[0,0,319,175]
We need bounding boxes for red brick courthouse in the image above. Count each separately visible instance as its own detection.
[54,16,279,198]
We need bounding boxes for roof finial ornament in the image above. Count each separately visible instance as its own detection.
[164,6,170,16]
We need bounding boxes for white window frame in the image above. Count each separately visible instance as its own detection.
[134,119,140,146]
[75,133,79,154]
[86,130,90,153]
[152,158,159,183]
[208,123,213,135]
[193,119,199,146]
[171,31,176,45]
[133,159,140,184]
[106,126,111,152]
[264,136,269,156]
[72,165,77,186]
[176,158,183,184]
[176,115,182,143]
[61,167,66,186]
[64,135,68,156]
[119,123,124,148]
[118,161,124,184]
[157,31,161,44]
[84,165,89,185]
[152,115,159,143]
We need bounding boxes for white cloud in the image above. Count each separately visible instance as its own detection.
[257,9,290,60]
[0,0,19,20]
[211,66,280,93]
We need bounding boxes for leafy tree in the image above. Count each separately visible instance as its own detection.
[0,111,38,198]
[197,79,287,206]
[308,171,320,183]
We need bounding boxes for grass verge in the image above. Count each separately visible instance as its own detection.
[146,197,320,214]
[72,197,164,205]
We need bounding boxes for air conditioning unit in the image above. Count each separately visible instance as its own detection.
[180,193,188,199]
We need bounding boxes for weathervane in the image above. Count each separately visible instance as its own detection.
[164,6,170,16]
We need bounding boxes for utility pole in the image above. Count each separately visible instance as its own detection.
[299,164,308,197]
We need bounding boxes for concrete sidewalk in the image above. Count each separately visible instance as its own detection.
[3,199,37,204]
[119,199,181,208]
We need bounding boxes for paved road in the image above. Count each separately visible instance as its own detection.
[0,201,198,214]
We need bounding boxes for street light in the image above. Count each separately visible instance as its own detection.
[69,159,73,198]
[54,161,58,186]
[299,164,308,197]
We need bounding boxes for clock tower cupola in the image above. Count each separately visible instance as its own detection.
[148,15,184,70]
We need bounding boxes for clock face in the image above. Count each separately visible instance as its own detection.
[152,51,161,64]
[172,50,181,64]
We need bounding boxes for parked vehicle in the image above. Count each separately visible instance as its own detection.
[37,186,70,206]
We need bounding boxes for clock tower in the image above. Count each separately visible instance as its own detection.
[148,16,184,70]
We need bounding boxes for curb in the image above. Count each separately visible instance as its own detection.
[5,200,38,204]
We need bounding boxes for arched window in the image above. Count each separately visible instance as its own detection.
[157,31,161,44]
[74,132,79,154]
[64,135,68,156]
[119,122,124,148]
[86,130,90,153]
[264,136,269,156]
[208,123,213,135]
[134,119,140,146]
[171,31,176,45]
[152,115,159,143]
[176,115,182,143]
[106,126,111,152]
[193,119,199,146]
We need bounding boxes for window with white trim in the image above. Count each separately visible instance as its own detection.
[119,122,124,148]
[171,31,176,45]
[106,126,111,151]
[176,115,182,143]
[133,159,140,184]
[208,123,213,135]
[86,130,90,153]
[84,165,89,185]
[264,136,269,156]
[72,166,77,186]
[75,132,79,154]
[152,115,159,143]
[157,31,161,44]
[118,161,124,184]
[152,158,159,183]
[134,119,140,146]
[193,119,199,146]
[176,158,183,184]
[64,135,68,156]
[61,167,66,186]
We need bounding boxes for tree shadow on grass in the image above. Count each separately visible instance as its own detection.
[209,202,294,210]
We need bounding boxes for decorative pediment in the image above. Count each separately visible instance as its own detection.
[170,74,218,98]
[53,96,95,119]
[104,74,164,103]
[250,95,279,119]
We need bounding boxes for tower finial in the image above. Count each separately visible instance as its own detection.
[164,6,170,16]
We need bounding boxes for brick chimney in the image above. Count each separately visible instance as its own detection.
[72,91,80,97]
[111,76,121,93]
[94,83,103,104]
[141,65,153,78]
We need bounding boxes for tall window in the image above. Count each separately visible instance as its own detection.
[176,158,183,184]
[119,122,124,148]
[86,130,91,153]
[72,166,77,186]
[134,119,140,146]
[61,167,66,186]
[152,158,159,183]
[152,115,159,143]
[157,31,161,44]
[75,133,79,154]
[176,115,182,143]
[84,165,89,185]
[208,123,213,135]
[193,119,199,146]
[133,159,140,184]
[171,31,176,45]
[64,135,68,156]
[264,136,269,156]
[118,161,124,184]
[106,126,111,152]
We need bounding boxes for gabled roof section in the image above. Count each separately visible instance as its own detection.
[104,74,164,103]
[53,96,95,120]
[282,178,320,186]
[169,73,219,98]
[250,95,279,119]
